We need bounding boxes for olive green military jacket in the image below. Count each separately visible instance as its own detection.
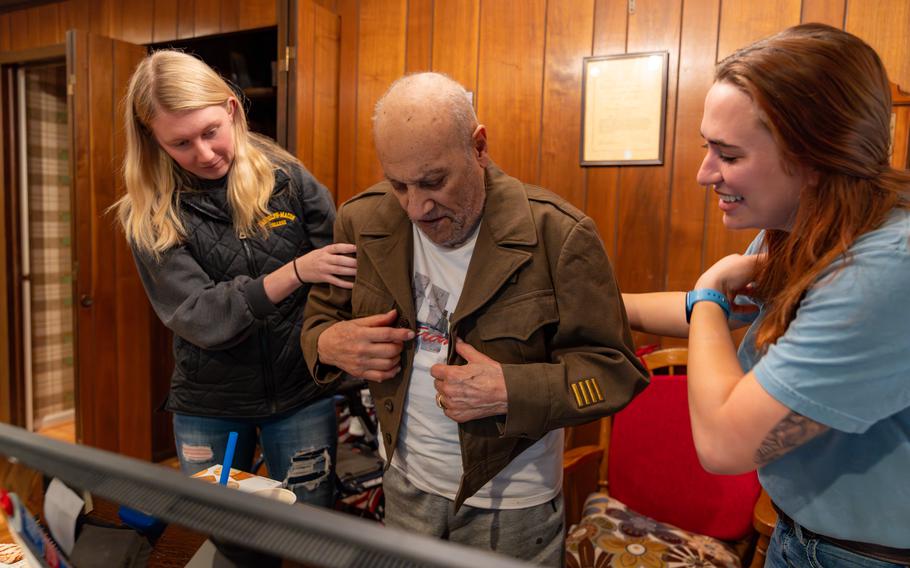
[302,164,648,510]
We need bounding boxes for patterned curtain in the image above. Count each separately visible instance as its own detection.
[24,63,75,428]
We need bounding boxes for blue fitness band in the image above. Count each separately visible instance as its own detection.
[685,289,731,323]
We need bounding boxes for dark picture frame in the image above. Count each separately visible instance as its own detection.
[580,51,669,166]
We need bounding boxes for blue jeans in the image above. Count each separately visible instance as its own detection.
[767,519,906,568]
[173,396,337,506]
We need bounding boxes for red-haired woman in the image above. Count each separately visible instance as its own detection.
[624,24,909,567]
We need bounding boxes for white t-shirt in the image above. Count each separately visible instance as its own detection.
[380,224,562,510]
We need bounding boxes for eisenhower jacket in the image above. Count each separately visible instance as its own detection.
[302,164,649,509]
[133,164,336,418]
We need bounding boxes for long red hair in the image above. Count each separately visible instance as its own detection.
[716,24,909,350]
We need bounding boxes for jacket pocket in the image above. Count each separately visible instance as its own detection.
[474,290,558,363]
[173,335,201,378]
[352,278,395,318]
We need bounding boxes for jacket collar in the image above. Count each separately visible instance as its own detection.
[358,192,415,325]
[358,164,537,327]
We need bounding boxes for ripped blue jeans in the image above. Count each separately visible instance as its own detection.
[173,396,337,506]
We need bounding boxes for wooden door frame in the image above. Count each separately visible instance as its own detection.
[277,0,291,149]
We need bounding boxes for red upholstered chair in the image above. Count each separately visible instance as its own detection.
[564,347,761,568]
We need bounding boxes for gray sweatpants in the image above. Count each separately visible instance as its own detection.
[382,466,564,567]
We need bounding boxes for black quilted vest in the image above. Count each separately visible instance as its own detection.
[166,170,331,417]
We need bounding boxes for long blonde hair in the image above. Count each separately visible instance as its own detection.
[116,50,286,257]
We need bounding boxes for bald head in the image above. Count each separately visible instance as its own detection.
[371,73,489,248]
[373,72,478,153]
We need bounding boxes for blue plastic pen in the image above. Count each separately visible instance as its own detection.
[219,431,239,485]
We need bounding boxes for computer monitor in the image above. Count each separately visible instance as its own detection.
[0,423,531,567]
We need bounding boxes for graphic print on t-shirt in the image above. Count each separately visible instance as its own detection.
[413,272,451,354]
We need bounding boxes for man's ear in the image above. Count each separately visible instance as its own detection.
[472,124,489,167]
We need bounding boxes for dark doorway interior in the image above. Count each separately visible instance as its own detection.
[150,27,279,141]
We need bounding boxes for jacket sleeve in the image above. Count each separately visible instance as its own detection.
[300,205,355,385]
[500,216,649,439]
[132,244,276,350]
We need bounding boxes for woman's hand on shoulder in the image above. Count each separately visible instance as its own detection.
[295,243,357,289]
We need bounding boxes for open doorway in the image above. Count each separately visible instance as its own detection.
[150,26,279,140]
[18,61,75,439]
[2,55,76,443]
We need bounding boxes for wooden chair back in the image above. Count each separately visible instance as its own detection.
[640,346,688,375]
[565,347,688,500]
[563,347,688,527]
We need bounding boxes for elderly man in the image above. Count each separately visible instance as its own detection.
[302,73,647,566]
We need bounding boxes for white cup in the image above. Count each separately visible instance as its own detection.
[252,487,297,504]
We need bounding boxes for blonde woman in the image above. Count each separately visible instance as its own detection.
[116,50,355,508]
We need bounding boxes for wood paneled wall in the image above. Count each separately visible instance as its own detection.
[6,0,902,302]
[335,0,910,342]
[1,0,908,336]
[0,0,277,52]
[292,1,341,192]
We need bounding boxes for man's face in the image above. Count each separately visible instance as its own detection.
[376,122,488,247]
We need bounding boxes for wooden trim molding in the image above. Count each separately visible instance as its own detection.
[0,44,64,65]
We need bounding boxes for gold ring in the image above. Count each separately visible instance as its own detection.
[435,393,447,410]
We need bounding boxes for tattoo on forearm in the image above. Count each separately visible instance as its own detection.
[754,411,828,466]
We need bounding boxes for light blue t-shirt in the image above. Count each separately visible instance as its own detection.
[737,208,910,548]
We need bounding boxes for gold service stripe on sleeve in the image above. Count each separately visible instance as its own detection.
[571,382,584,407]
[587,379,603,402]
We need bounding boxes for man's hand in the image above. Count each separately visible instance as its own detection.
[431,339,508,423]
[317,309,414,382]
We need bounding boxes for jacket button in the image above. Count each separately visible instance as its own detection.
[384,432,392,445]
[384,400,394,412]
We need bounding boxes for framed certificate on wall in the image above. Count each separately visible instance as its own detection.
[581,52,669,166]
